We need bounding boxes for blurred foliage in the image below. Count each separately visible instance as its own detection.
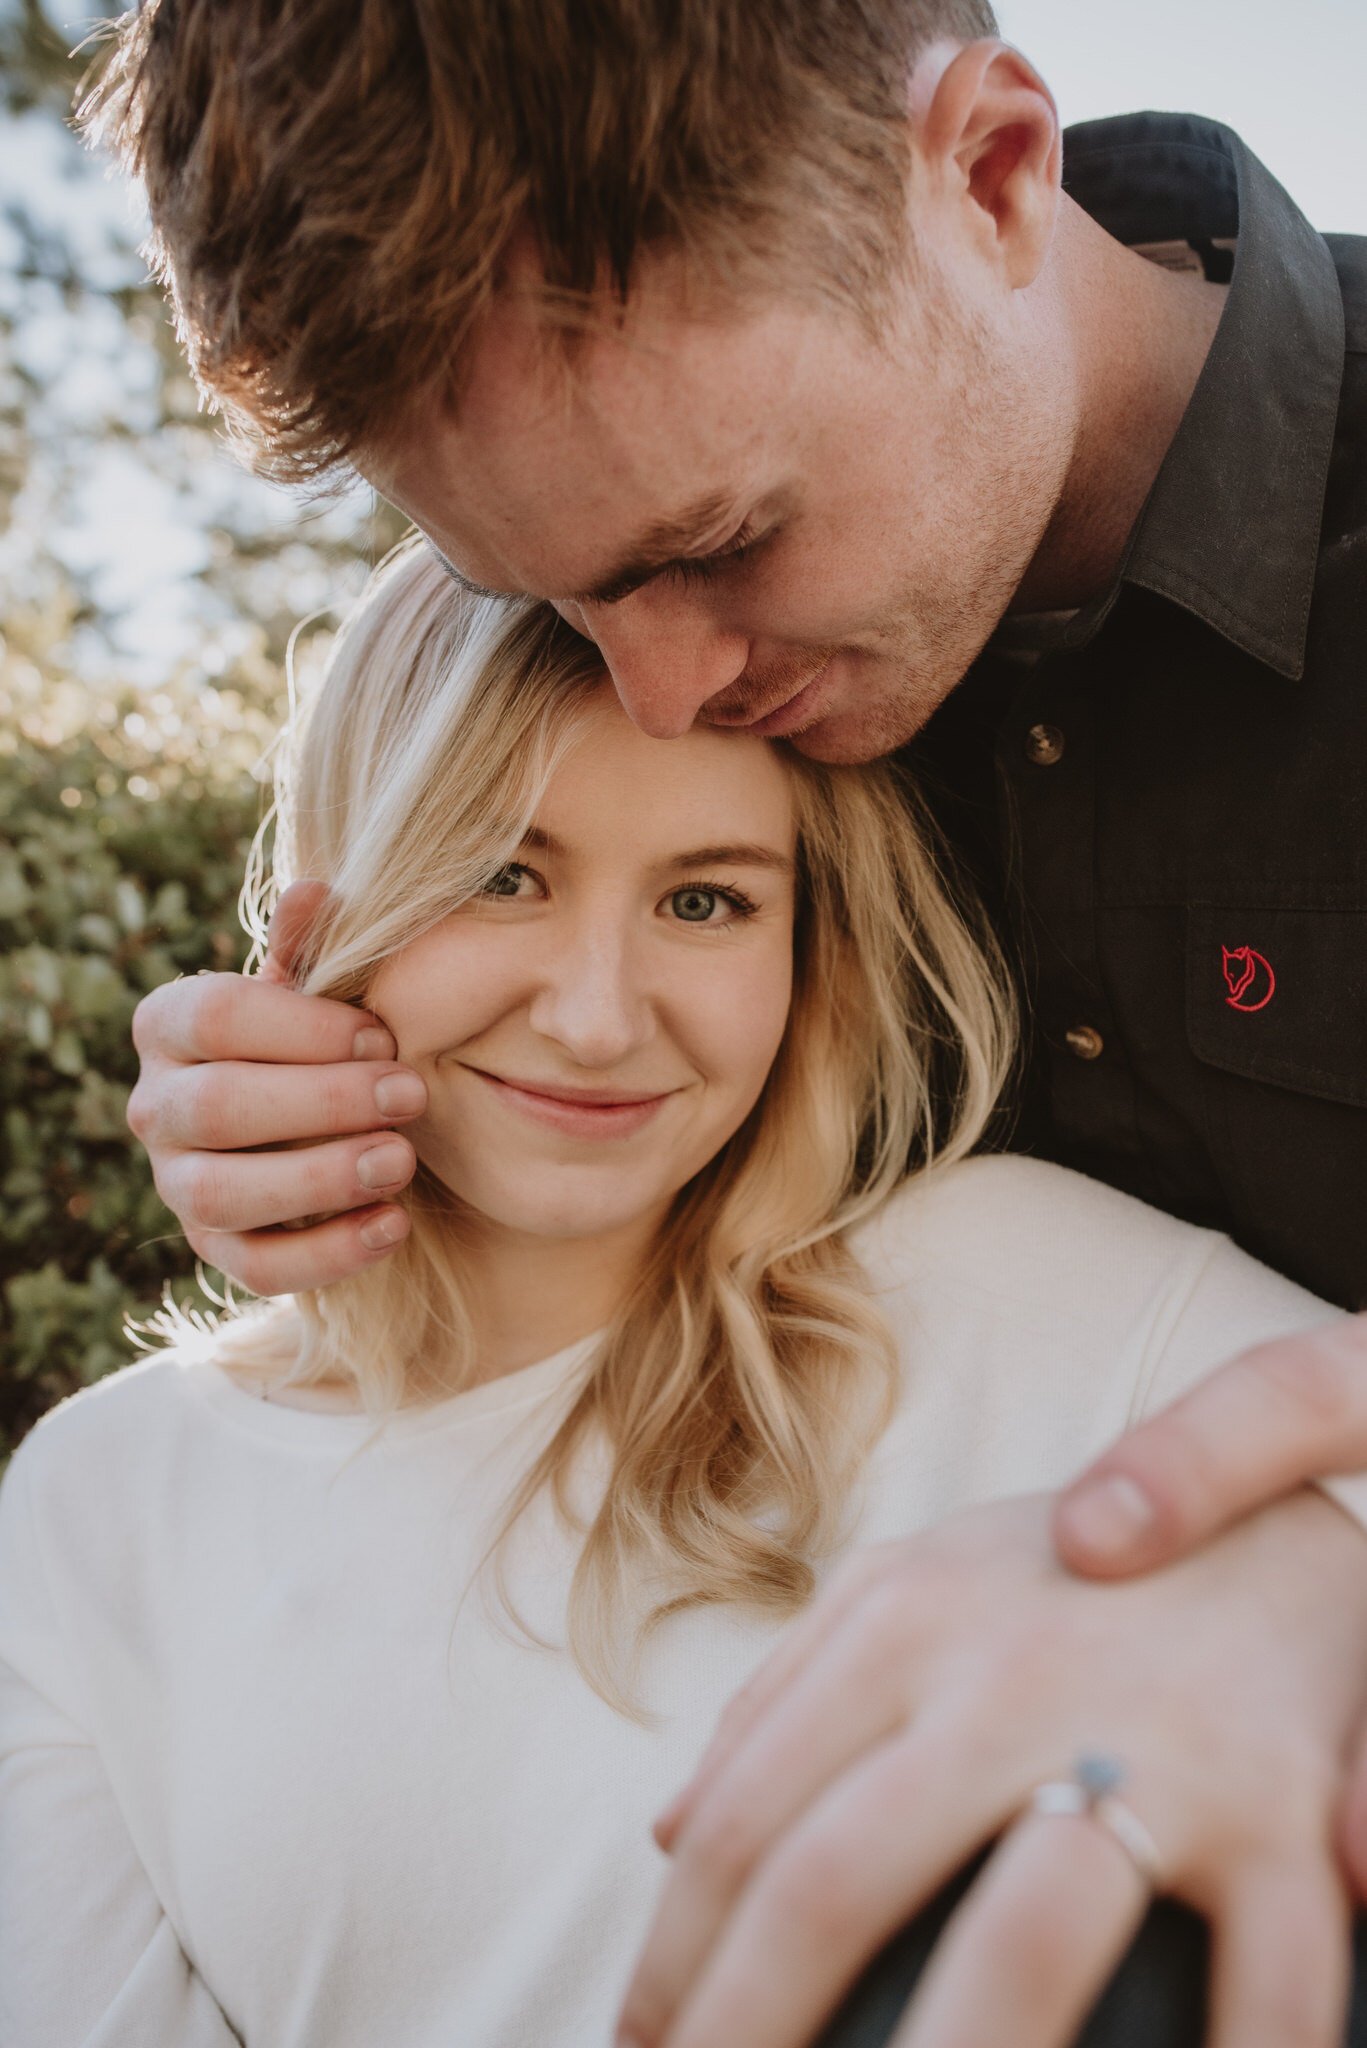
[0,678,263,1458]
[0,0,405,1462]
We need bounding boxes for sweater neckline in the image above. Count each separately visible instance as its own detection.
[185,1330,603,1448]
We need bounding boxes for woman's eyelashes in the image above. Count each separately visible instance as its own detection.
[479,861,542,900]
[665,882,760,928]
[475,864,761,928]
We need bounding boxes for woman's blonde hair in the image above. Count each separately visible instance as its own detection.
[203,539,1013,1704]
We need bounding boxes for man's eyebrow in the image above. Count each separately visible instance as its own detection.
[424,490,742,607]
[569,491,740,605]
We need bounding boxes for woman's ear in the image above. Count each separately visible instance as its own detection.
[910,39,1062,292]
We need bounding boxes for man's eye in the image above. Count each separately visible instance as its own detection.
[665,534,756,593]
[480,863,535,899]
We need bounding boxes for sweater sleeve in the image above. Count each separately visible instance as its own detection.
[1132,1231,1367,1539]
[0,1441,244,2048]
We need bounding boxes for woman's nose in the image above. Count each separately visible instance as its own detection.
[576,586,750,739]
[526,927,655,1068]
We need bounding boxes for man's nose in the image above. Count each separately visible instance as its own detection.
[526,926,654,1068]
[576,586,749,739]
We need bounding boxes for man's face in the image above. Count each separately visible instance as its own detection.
[376,234,1074,764]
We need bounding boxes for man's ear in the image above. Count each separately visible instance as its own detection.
[910,40,1062,291]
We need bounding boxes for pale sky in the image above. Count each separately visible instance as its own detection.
[997,0,1367,232]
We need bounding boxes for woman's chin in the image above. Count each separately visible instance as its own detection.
[440,1170,675,1249]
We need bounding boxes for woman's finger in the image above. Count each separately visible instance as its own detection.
[1052,1317,1367,1579]
[1206,1857,1351,2048]
[1335,1721,1367,1907]
[623,1712,1017,2048]
[187,1203,411,1297]
[629,1589,915,2033]
[891,1808,1150,2048]
[654,1549,904,1851]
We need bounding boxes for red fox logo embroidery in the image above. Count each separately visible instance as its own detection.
[1222,945,1276,1013]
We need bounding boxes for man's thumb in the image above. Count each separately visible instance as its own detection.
[258,878,332,987]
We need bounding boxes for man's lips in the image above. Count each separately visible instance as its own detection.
[707,659,833,739]
[467,1068,678,1138]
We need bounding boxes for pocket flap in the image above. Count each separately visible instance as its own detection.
[1186,905,1367,1108]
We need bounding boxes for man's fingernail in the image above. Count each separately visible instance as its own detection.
[357,1142,411,1191]
[375,1073,426,1118]
[1064,1474,1156,1558]
[353,1026,397,1061]
[359,1210,408,1252]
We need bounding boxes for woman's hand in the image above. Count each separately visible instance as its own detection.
[617,1489,1367,2048]
[127,879,426,1294]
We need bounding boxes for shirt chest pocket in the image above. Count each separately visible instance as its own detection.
[1185,904,1367,1306]
[1187,904,1367,1106]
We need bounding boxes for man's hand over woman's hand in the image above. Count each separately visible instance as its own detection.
[1055,1314,1367,1896]
[618,1490,1367,2048]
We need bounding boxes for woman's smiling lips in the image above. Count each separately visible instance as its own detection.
[467,1067,680,1139]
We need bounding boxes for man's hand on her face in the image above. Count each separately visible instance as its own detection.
[1052,1314,1367,1899]
[617,1490,1367,2048]
[127,879,426,1295]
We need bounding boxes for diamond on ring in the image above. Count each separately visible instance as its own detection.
[1074,1752,1125,1802]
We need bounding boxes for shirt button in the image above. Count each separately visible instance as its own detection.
[1025,722,1066,766]
[1065,1025,1105,1061]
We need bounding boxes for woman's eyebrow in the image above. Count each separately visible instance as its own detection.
[666,843,795,874]
[516,828,793,874]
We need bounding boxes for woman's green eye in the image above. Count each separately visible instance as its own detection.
[671,887,721,922]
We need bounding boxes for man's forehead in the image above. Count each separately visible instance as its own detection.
[384,366,774,604]
[373,269,826,598]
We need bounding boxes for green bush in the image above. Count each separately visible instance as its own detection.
[0,0,407,1467]
[0,712,264,1468]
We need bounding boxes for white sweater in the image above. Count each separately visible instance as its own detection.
[0,1157,1354,2048]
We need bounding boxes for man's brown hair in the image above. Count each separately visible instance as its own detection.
[84,0,999,484]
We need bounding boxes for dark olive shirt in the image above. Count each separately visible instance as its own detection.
[908,112,1367,1310]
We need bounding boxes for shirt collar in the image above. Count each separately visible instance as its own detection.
[1060,112,1345,680]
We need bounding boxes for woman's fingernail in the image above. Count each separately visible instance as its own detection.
[375,1073,426,1118]
[359,1210,408,1252]
[1064,1474,1156,1559]
[654,1794,683,1837]
[357,1142,411,1190]
[353,1025,397,1061]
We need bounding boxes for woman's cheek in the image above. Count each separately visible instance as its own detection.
[368,921,529,1057]
[684,941,793,1103]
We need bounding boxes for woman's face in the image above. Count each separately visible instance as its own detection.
[368,680,798,1246]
